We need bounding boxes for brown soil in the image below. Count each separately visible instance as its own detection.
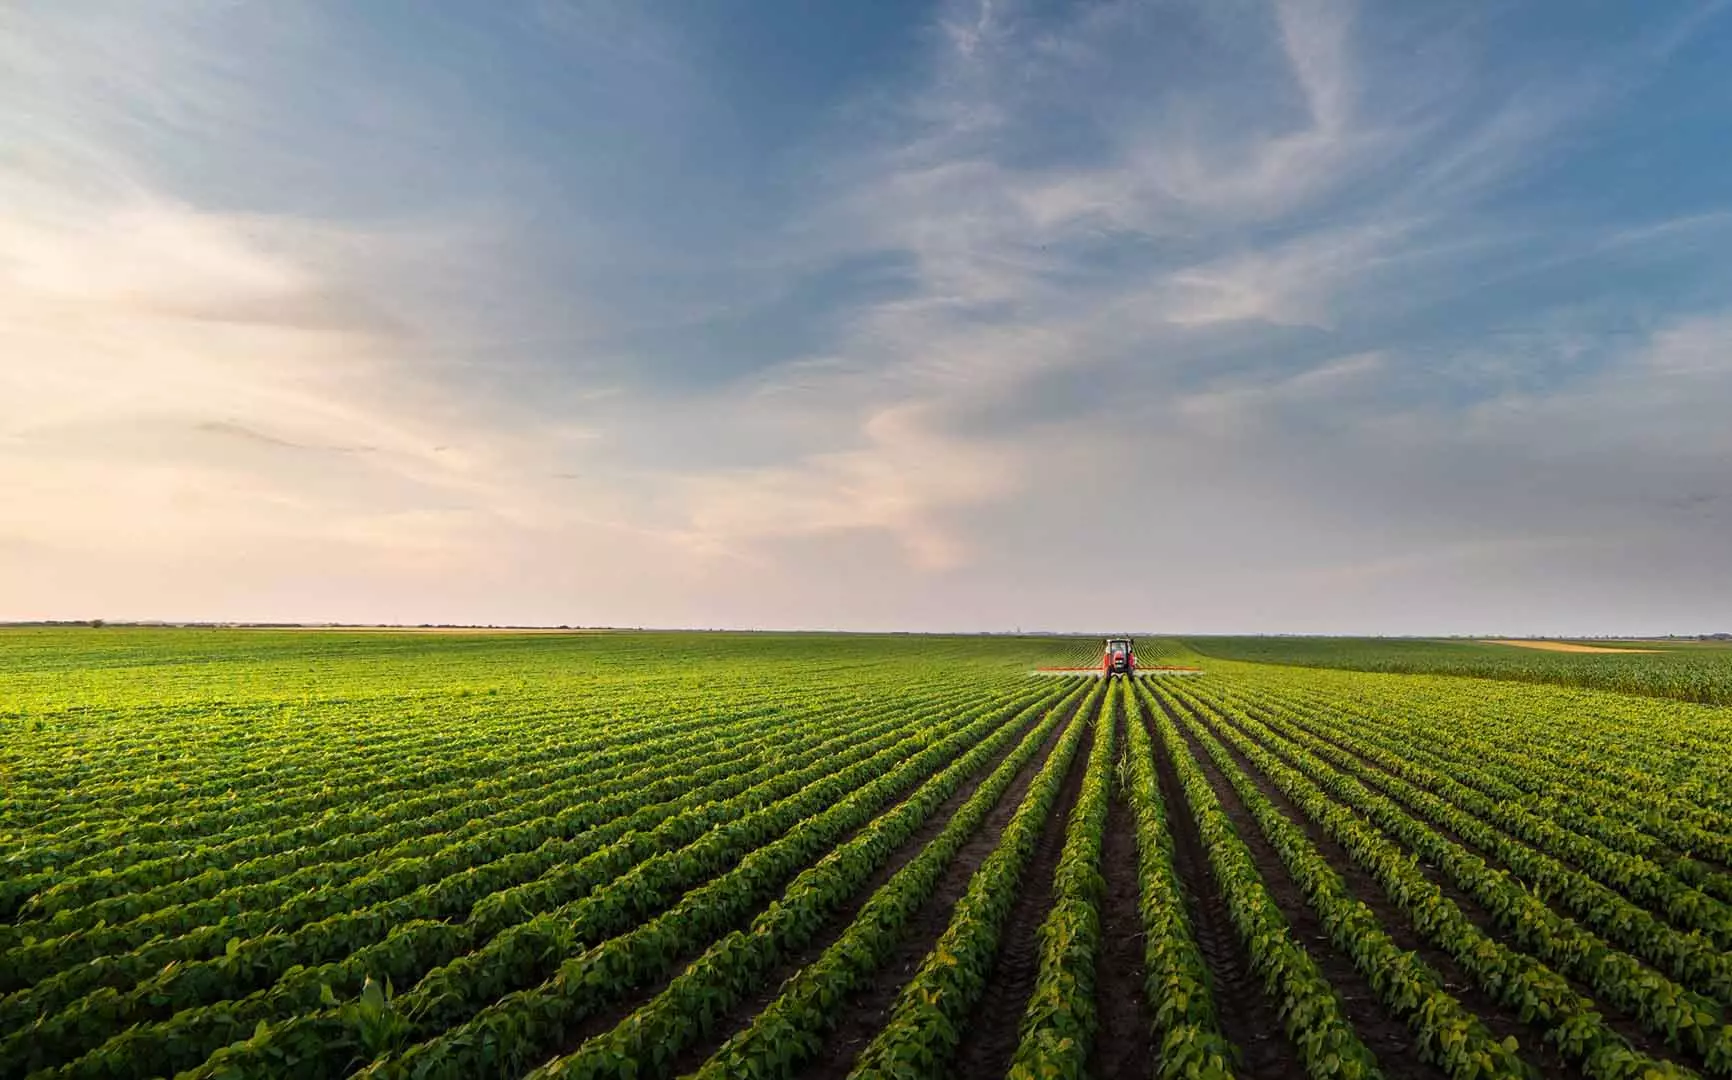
[663,693,1058,1076]
[1480,640,1657,653]
[1190,699,1573,1080]
[947,702,1100,1079]
[796,691,1088,1079]
[1155,693,1451,1080]
[1137,695,1303,1080]
[1090,703,1154,1080]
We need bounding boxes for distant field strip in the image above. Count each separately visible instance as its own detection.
[1188,634,1732,704]
[4,629,1732,1078]
[1481,639,1660,653]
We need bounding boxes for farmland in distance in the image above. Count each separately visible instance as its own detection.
[5,628,1732,1079]
[1186,634,1732,705]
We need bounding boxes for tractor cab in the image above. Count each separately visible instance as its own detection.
[1103,637,1136,676]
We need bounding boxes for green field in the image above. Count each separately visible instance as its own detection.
[5,629,1732,1080]
[1186,635,1732,705]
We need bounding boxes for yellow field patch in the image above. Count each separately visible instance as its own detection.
[1480,639,1658,654]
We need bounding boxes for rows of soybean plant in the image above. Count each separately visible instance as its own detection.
[1140,659,1732,1080]
[1,635,1272,1080]
[0,629,1083,1080]
[1183,636,1732,706]
[19,628,1730,1080]
[679,676,1241,1080]
[680,653,1726,1080]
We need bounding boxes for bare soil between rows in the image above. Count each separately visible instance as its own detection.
[548,691,1050,1062]
[1156,690,1452,1080]
[665,688,1064,1075]
[1187,695,1576,1080]
[1228,695,1689,1066]
[1136,692,1304,1080]
[946,697,1100,1079]
[795,687,1091,1079]
[1090,700,1154,1080]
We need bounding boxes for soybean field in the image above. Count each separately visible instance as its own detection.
[5,630,1732,1080]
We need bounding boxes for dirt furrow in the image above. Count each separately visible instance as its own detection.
[796,690,1088,1080]
[1153,691,1451,1080]
[663,691,1060,1076]
[945,702,1100,1079]
[1183,694,1573,1080]
[1091,703,1153,1080]
[544,693,1037,1061]
[1229,696,1686,1064]
[1136,694,1303,1080]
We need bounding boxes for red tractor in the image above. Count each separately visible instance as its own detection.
[1102,637,1136,677]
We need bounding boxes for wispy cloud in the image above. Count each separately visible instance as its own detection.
[637,0,1732,631]
[6,0,1732,630]
[0,195,523,552]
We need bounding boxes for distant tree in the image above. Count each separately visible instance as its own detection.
[89,619,104,629]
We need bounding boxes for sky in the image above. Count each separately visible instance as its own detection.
[5,0,1732,635]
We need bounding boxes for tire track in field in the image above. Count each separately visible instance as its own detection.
[795,690,1090,1080]
[946,693,1100,1080]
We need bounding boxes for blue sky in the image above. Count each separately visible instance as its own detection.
[4,0,1732,633]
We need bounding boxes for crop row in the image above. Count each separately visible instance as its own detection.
[9,689,854,925]
[1230,683,1732,983]
[1171,681,1719,1078]
[1116,679,1238,1080]
[30,684,1041,1080]
[7,698,962,1076]
[1138,683,1383,1080]
[3,686,914,959]
[692,686,1095,1079]
[1002,672,1117,1079]
[1237,666,1732,855]
[183,681,1056,1079]
[1182,636,1732,707]
[1218,686,1732,1064]
[524,682,1095,1079]
[6,700,909,1052]
[1232,679,1732,905]
[844,682,1100,1077]
[5,691,699,826]
[1149,682,1539,1080]
[3,681,818,868]
[1,682,897,913]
